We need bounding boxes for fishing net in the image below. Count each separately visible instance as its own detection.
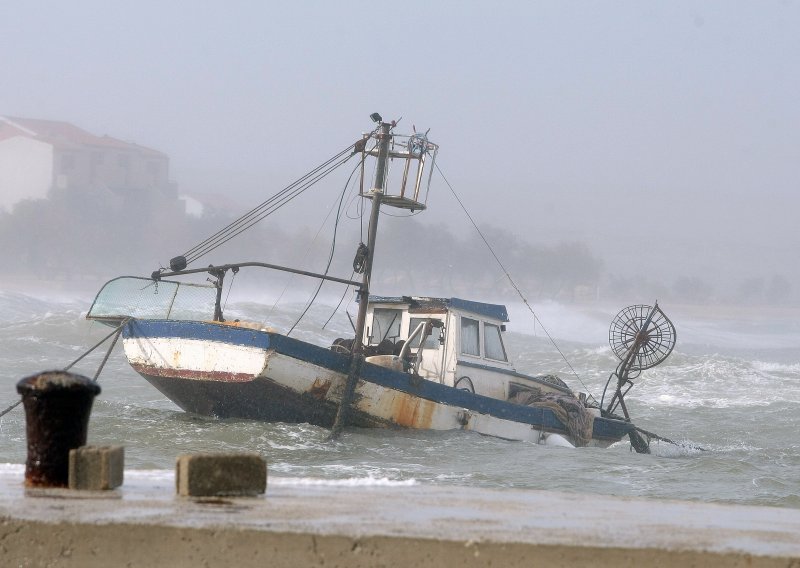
[512,391,594,447]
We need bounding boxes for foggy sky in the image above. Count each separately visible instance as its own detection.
[2,1,798,292]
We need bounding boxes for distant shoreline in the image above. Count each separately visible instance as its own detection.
[3,278,800,322]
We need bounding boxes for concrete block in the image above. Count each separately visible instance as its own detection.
[176,453,267,497]
[68,446,124,490]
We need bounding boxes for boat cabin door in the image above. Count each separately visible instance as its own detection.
[405,315,448,382]
[366,306,449,383]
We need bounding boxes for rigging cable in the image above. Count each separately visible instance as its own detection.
[184,150,356,265]
[322,155,372,329]
[434,163,595,399]
[322,153,372,331]
[182,142,354,261]
[322,268,357,330]
[175,136,372,268]
[262,137,379,328]
[222,268,237,314]
[287,154,368,335]
[261,195,341,329]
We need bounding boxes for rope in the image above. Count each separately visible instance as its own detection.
[435,163,595,399]
[0,399,20,419]
[90,319,128,381]
[634,425,708,452]
[0,319,129,419]
[64,318,129,371]
[287,155,364,335]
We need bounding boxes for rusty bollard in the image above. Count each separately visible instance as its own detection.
[16,371,101,488]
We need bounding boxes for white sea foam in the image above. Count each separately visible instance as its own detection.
[271,476,417,487]
[503,300,610,344]
[0,464,416,488]
[752,361,800,374]
[619,351,800,409]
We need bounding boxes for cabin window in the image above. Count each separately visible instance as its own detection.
[460,317,480,356]
[484,323,507,361]
[408,317,440,349]
[370,308,402,345]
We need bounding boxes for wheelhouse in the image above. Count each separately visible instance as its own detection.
[364,296,573,401]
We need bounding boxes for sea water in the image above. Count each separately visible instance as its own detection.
[1,290,798,509]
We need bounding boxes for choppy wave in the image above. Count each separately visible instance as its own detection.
[752,360,800,374]
[623,357,800,408]
[0,462,416,488]
[271,476,417,487]
[1,291,799,509]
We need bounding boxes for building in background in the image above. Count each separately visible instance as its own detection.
[0,116,176,211]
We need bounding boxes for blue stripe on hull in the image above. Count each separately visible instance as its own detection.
[124,319,632,442]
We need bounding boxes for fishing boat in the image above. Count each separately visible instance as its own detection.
[86,114,677,452]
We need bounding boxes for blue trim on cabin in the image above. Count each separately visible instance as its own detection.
[456,359,573,395]
[124,319,631,440]
[367,296,509,322]
[448,298,508,322]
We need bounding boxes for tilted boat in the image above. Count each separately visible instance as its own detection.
[87,115,677,452]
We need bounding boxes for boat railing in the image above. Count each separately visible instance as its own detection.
[86,276,217,326]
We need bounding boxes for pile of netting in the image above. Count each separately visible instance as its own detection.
[511,391,594,447]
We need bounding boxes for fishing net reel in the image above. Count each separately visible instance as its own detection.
[602,303,676,422]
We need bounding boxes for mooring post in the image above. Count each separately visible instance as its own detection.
[16,371,101,488]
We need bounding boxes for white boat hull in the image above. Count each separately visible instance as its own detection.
[122,320,630,448]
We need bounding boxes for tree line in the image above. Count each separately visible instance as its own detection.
[0,186,794,305]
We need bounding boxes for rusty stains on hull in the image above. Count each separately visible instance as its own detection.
[390,391,435,429]
[308,378,332,401]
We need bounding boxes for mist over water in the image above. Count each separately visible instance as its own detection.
[1,291,798,509]
[3,2,800,308]
[1,2,798,523]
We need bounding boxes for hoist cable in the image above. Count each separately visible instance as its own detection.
[435,163,595,399]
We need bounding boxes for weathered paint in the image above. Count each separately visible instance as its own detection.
[122,319,632,447]
[130,363,257,383]
[389,391,435,429]
[124,332,269,383]
[308,378,332,401]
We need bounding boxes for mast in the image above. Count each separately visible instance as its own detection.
[329,119,391,439]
